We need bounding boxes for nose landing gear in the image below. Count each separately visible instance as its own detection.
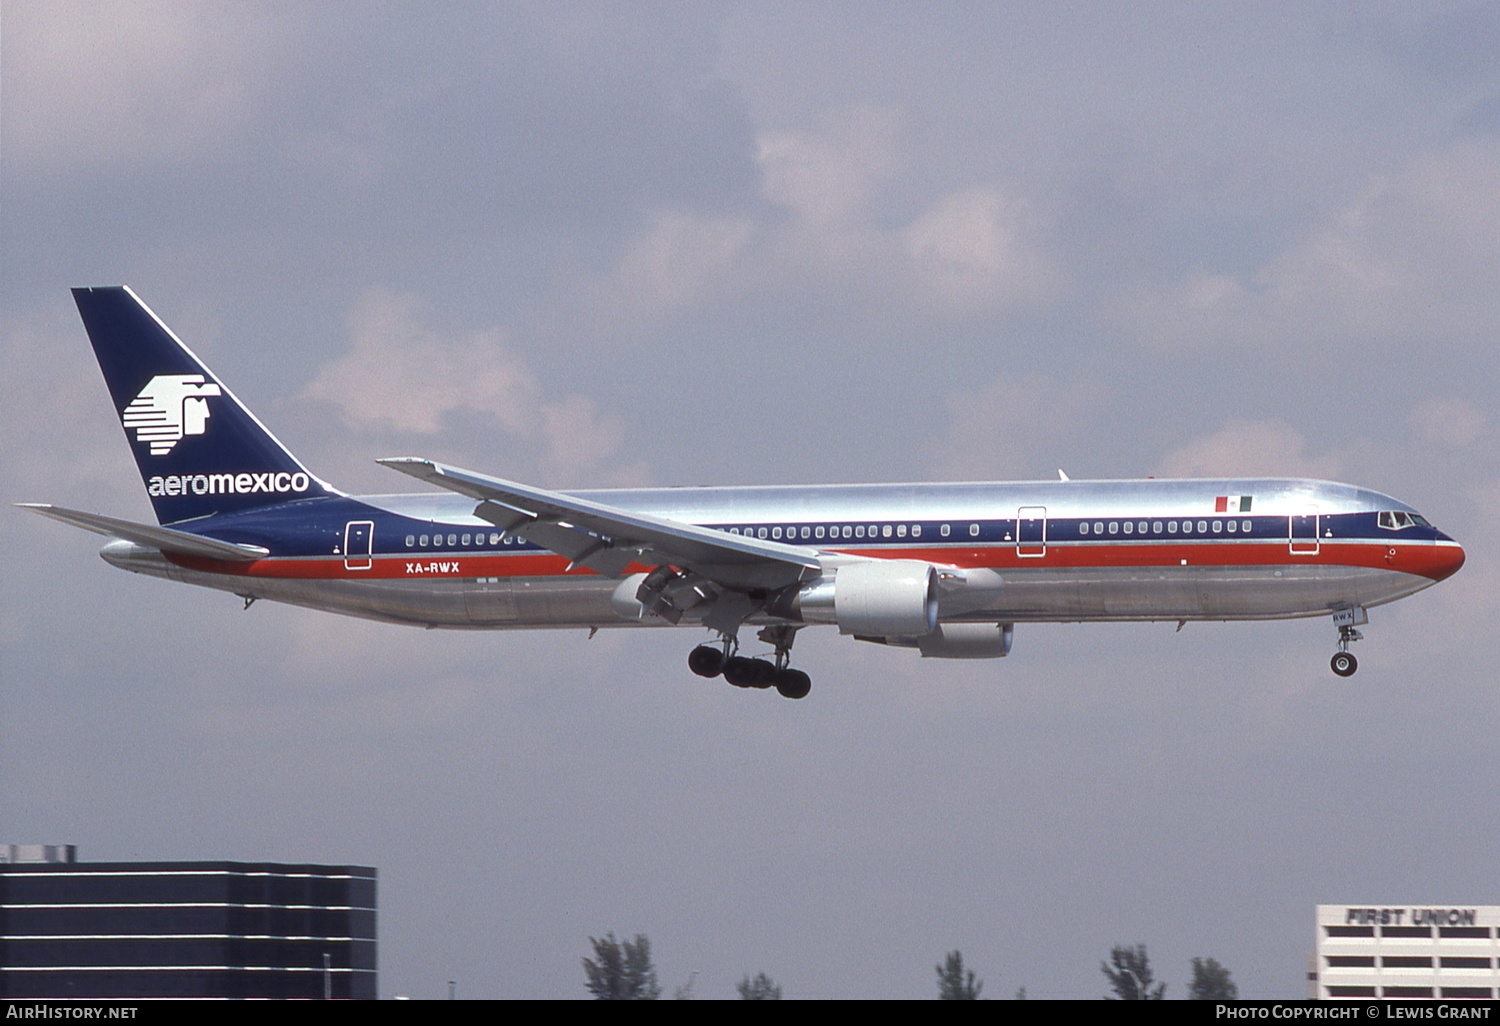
[1329,606,1366,677]
[686,625,812,699]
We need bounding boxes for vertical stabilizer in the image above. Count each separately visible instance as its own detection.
[72,286,335,524]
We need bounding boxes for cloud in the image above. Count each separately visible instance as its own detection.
[1407,397,1487,448]
[903,186,1063,311]
[1122,139,1500,352]
[301,291,636,486]
[927,375,1108,481]
[594,107,1062,323]
[1154,420,1342,479]
[3,0,278,170]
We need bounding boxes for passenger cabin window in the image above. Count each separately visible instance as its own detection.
[969,523,979,537]
[913,524,922,538]
[1080,522,1089,535]
[940,524,950,538]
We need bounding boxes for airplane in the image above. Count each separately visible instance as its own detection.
[21,287,1466,699]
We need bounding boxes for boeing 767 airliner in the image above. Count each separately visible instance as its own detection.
[21,287,1465,698]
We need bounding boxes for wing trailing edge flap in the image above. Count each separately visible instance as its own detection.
[377,458,822,590]
[16,504,269,561]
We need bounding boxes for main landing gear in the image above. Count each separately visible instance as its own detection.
[1329,606,1367,677]
[687,625,812,699]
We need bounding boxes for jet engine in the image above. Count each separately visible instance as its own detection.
[854,622,1014,658]
[772,560,940,637]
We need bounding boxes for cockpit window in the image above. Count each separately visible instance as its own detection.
[1378,511,1419,530]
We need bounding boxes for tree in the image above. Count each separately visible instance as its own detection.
[1188,957,1238,1000]
[737,972,782,1000]
[936,950,983,1000]
[1101,944,1165,1000]
[582,933,661,1000]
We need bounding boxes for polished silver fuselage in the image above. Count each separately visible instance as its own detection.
[101,477,1462,633]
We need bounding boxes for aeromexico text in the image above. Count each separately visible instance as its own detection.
[147,472,312,497]
[1344,907,1480,926]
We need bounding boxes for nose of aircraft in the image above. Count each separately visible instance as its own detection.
[1425,539,1466,581]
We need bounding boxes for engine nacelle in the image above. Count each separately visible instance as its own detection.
[917,622,1013,659]
[858,622,1015,659]
[779,560,939,637]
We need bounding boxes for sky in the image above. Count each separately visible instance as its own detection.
[2,0,1497,1000]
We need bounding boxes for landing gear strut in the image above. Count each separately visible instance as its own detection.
[686,625,812,699]
[1329,606,1366,677]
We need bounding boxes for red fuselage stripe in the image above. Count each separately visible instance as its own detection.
[169,539,1464,582]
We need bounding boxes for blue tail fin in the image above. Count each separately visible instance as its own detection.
[73,286,335,524]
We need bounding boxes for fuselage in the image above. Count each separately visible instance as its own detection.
[101,476,1465,632]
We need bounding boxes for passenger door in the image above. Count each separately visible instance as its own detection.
[1017,506,1047,558]
[343,520,374,570]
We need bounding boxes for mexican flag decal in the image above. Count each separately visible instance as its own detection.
[1215,495,1253,513]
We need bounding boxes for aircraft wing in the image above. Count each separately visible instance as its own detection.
[377,458,821,590]
[16,504,270,561]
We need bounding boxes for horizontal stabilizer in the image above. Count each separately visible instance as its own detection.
[16,504,269,561]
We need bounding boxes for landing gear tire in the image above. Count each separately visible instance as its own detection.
[1330,651,1357,677]
[722,656,767,688]
[688,644,724,678]
[747,658,776,688]
[774,668,812,700]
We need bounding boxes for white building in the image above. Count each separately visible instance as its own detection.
[1315,905,1498,1000]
